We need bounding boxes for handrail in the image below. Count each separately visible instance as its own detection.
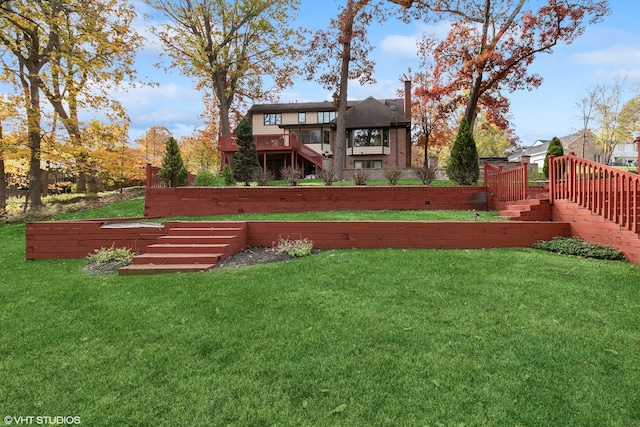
[549,154,640,234]
[484,163,528,202]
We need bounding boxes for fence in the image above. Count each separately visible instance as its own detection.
[549,154,640,234]
[146,164,196,189]
[484,163,528,203]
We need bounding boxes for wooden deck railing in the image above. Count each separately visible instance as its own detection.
[549,154,640,234]
[220,134,324,167]
[484,163,528,202]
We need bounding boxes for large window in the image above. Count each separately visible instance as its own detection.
[349,128,389,147]
[317,111,336,123]
[291,129,322,144]
[263,113,282,126]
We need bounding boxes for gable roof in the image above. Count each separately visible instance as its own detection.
[339,97,410,128]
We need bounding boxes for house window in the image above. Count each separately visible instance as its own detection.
[298,112,306,123]
[354,160,383,169]
[291,129,321,144]
[349,128,389,147]
[263,113,282,126]
[317,111,336,123]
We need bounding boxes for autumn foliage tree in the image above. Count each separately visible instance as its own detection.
[146,0,305,137]
[0,0,142,208]
[396,0,610,133]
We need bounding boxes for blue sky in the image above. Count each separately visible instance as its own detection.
[121,0,640,146]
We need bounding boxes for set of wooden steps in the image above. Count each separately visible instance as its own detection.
[500,198,552,221]
[118,222,247,275]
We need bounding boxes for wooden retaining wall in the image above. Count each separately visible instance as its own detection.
[26,219,167,260]
[26,219,570,260]
[552,200,640,264]
[144,186,490,217]
[246,221,571,250]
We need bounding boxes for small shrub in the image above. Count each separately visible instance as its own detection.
[414,165,436,185]
[87,245,135,267]
[276,237,314,257]
[253,167,274,186]
[281,166,302,186]
[352,169,369,185]
[533,237,626,261]
[383,165,401,185]
[194,171,221,186]
[222,164,236,186]
[319,166,336,186]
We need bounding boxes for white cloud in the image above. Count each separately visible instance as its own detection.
[381,34,418,59]
[571,45,640,66]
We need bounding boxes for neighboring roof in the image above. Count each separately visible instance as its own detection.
[508,131,595,161]
[337,97,410,128]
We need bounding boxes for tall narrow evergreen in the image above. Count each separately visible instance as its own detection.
[446,118,479,185]
[159,137,188,187]
[543,136,564,178]
[232,116,259,186]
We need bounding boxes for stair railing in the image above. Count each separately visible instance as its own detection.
[484,163,528,202]
[549,154,640,234]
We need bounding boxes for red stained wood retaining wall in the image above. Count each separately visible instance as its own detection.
[246,221,571,250]
[144,186,490,217]
[26,219,167,260]
[552,200,640,264]
[26,219,570,260]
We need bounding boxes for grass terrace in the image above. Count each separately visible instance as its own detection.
[1,197,639,425]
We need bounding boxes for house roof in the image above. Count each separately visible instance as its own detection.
[336,97,410,128]
[248,100,355,114]
[249,97,409,128]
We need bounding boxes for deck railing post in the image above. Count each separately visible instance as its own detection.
[548,156,555,204]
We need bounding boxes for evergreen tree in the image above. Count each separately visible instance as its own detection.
[159,137,188,187]
[543,136,564,178]
[232,116,259,186]
[446,118,479,185]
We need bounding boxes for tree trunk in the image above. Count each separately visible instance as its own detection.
[334,0,356,181]
[464,72,483,132]
[26,75,43,212]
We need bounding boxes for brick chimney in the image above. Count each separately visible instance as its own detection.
[404,80,412,121]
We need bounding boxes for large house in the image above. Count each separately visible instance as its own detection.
[220,82,413,178]
[507,131,603,169]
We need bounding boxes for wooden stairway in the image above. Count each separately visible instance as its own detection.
[118,222,247,275]
[500,198,552,221]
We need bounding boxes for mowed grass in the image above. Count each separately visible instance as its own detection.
[1,200,639,425]
[52,197,502,222]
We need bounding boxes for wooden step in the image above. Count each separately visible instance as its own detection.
[146,243,229,254]
[167,227,244,236]
[132,253,222,265]
[118,263,216,275]
[157,235,238,244]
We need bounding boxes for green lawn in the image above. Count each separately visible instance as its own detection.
[1,201,639,426]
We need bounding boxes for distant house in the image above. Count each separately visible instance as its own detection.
[610,140,638,166]
[220,82,413,178]
[508,131,603,169]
